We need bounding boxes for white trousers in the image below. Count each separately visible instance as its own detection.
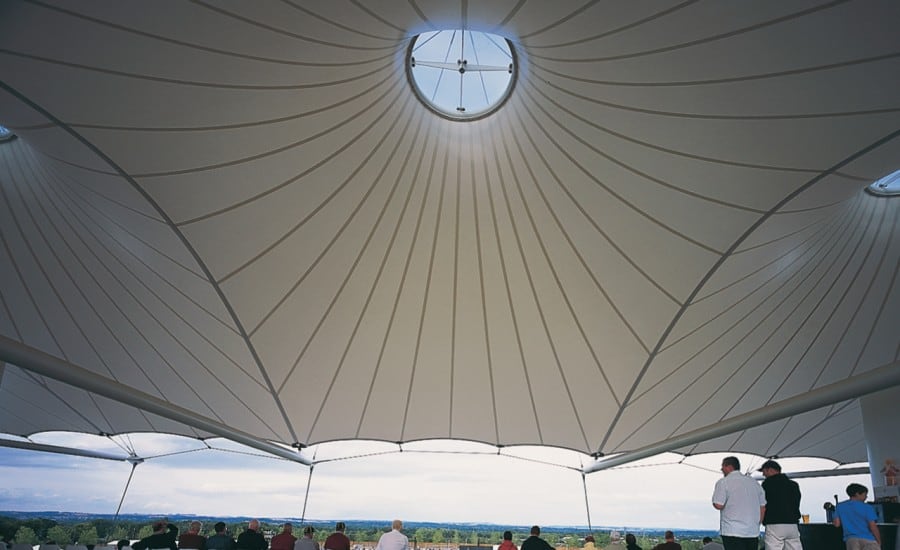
[764,524,802,550]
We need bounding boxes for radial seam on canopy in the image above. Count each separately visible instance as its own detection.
[524,0,851,63]
[598,126,900,452]
[302,107,429,443]
[25,0,403,63]
[0,79,300,444]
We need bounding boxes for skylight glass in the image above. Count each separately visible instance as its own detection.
[407,30,516,121]
[866,169,900,197]
[0,125,14,143]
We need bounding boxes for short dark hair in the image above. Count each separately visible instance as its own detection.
[503,532,512,541]
[846,483,868,497]
[117,540,130,550]
[664,531,674,540]
[530,526,540,536]
[625,534,636,544]
[702,537,712,544]
[722,456,740,470]
[214,522,227,533]
[336,522,346,532]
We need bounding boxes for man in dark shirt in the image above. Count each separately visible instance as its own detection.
[651,531,682,550]
[236,520,268,550]
[206,522,235,550]
[759,460,801,550]
[132,520,178,550]
[521,526,553,550]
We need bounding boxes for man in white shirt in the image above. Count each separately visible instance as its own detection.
[712,456,766,550]
[375,520,408,550]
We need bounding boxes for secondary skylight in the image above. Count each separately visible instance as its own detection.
[0,125,15,143]
[866,169,900,197]
[407,30,516,121]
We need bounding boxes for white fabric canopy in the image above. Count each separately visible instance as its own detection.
[0,0,898,465]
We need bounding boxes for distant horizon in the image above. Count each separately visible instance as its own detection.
[2,438,871,530]
[0,510,721,536]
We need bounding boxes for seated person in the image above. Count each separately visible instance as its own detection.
[651,531,681,550]
[132,520,177,550]
[206,523,235,550]
[179,521,206,550]
[323,523,350,550]
[270,524,296,550]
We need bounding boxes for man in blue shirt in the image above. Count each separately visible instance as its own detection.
[833,483,881,550]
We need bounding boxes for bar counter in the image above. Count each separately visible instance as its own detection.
[798,522,897,550]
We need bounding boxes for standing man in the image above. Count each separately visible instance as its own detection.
[833,483,881,550]
[759,460,802,550]
[375,520,408,550]
[521,526,553,550]
[712,456,766,550]
[270,524,296,550]
[236,520,268,550]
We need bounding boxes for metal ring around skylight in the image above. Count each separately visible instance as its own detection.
[406,30,517,121]
[866,169,900,197]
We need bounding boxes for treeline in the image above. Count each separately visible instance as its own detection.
[0,518,248,547]
[0,518,712,550]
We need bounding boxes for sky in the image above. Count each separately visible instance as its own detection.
[0,433,872,531]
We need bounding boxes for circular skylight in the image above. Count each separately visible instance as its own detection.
[407,30,516,121]
[866,169,900,197]
[0,125,15,143]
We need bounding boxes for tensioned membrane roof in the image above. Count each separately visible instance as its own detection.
[0,0,898,466]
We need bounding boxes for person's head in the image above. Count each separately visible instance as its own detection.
[503,532,512,542]
[303,527,315,538]
[335,523,346,533]
[664,531,674,541]
[625,534,636,545]
[584,536,594,544]
[702,537,712,544]
[189,522,202,534]
[152,521,167,534]
[721,456,740,475]
[391,520,403,531]
[758,459,782,478]
[530,526,540,536]
[281,523,293,535]
[117,539,130,550]
[248,520,260,532]
[214,522,227,535]
[846,483,869,500]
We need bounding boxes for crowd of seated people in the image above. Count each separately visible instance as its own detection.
[6,520,731,550]
[118,520,356,550]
